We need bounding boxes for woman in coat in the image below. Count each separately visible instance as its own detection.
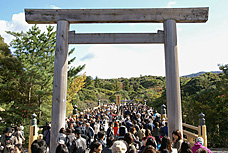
[172,130,183,152]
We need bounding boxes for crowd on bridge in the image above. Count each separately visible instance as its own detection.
[0,103,212,153]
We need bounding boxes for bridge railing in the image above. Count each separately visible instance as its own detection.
[182,113,207,147]
[183,123,199,146]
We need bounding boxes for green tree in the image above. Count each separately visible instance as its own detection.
[123,79,130,91]
[114,80,121,91]
[6,25,85,124]
[7,25,56,123]
[94,76,103,88]
[0,35,23,132]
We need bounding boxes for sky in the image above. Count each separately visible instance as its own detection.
[0,0,227,79]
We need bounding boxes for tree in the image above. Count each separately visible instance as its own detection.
[114,80,121,91]
[6,25,85,124]
[123,79,130,91]
[0,35,22,103]
[67,73,86,115]
[0,35,23,132]
[7,25,56,123]
[94,76,101,88]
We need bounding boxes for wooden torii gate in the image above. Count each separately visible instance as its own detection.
[25,7,209,152]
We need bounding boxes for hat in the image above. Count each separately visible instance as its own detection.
[5,127,12,133]
[196,137,204,145]
[75,128,83,134]
[112,140,127,153]
[19,126,24,131]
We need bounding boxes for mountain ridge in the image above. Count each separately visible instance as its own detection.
[181,71,222,78]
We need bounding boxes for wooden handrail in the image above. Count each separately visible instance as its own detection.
[182,123,198,131]
[183,130,198,139]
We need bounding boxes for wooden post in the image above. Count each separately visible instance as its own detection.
[28,113,38,153]
[50,20,69,153]
[198,113,207,147]
[163,19,183,138]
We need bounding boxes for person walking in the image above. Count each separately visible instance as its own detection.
[97,131,106,150]
[43,126,51,148]
[31,139,47,153]
[102,136,114,153]
[13,126,25,146]
[192,137,212,153]
[89,141,102,153]
[179,141,192,153]
[70,128,87,153]
[56,128,67,144]
[0,127,17,153]
[172,130,183,152]
[85,123,95,148]
[159,136,172,153]
[106,122,114,138]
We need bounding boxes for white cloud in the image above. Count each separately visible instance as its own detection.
[167,1,176,8]
[0,13,29,44]
[50,5,61,9]
[0,12,56,45]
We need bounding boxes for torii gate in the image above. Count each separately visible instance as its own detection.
[25,7,209,152]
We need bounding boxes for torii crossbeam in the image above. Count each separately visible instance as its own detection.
[25,7,209,153]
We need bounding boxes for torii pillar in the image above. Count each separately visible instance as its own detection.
[24,7,209,152]
[164,20,183,137]
[50,20,69,153]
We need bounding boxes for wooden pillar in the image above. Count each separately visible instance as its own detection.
[50,20,69,153]
[198,113,207,147]
[163,19,183,138]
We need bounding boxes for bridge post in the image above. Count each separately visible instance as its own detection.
[28,113,38,153]
[50,20,69,153]
[161,104,167,120]
[163,19,183,138]
[198,113,207,147]
[73,105,78,118]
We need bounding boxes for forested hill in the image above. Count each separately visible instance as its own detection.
[182,71,222,78]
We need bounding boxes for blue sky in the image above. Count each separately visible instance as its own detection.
[0,0,227,78]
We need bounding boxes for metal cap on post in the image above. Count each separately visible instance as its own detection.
[144,99,147,105]
[199,113,205,126]
[31,113,37,126]
[73,105,78,115]
[161,104,166,116]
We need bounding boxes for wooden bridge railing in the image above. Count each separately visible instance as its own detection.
[182,113,207,147]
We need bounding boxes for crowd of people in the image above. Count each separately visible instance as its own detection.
[45,103,212,153]
[0,126,25,153]
[0,103,212,153]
